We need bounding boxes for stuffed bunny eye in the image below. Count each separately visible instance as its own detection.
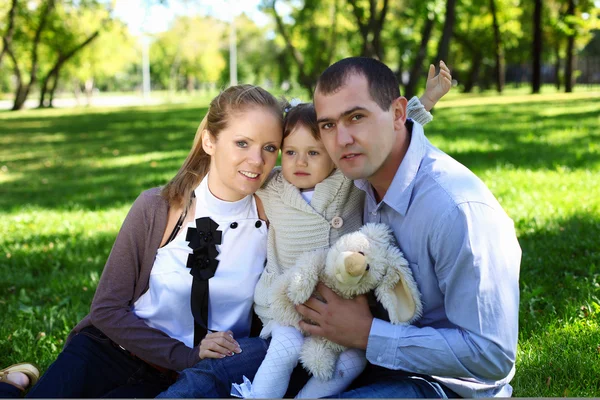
[366,264,370,271]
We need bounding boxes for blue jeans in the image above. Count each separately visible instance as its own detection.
[325,365,460,399]
[0,326,174,398]
[157,337,269,398]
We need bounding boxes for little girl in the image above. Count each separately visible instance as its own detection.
[241,63,451,399]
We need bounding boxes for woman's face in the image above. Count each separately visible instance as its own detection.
[203,106,282,201]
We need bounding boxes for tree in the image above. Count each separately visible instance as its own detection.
[37,2,111,107]
[8,0,56,110]
[531,0,542,93]
[401,0,439,99]
[564,0,576,92]
[0,0,18,69]
[489,0,505,92]
[436,0,457,63]
[264,0,342,95]
[218,13,283,87]
[347,0,389,60]
[151,15,227,92]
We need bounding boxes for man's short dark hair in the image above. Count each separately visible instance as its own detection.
[315,57,401,111]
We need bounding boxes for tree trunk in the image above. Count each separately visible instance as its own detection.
[564,0,576,92]
[0,0,18,69]
[489,0,504,93]
[554,42,561,90]
[38,30,100,108]
[371,0,389,61]
[48,71,60,107]
[348,0,389,61]
[269,0,312,94]
[463,53,482,93]
[532,0,542,93]
[404,15,435,100]
[436,0,457,63]
[11,0,56,110]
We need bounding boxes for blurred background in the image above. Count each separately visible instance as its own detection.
[0,0,598,110]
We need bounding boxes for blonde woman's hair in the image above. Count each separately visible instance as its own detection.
[161,84,284,209]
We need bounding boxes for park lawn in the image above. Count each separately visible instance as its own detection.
[1,90,599,397]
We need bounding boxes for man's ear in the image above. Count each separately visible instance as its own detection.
[392,97,408,131]
[201,130,216,156]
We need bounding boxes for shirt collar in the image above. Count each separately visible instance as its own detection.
[354,119,427,216]
[194,174,253,219]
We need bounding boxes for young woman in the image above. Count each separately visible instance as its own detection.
[0,84,284,398]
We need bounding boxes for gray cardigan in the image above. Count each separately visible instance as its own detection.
[68,188,203,371]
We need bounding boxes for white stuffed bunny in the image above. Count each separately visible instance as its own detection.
[232,223,422,398]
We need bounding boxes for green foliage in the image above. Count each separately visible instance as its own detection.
[1,89,599,395]
[150,15,227,91]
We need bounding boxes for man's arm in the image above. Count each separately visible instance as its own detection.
[299,201,521,382]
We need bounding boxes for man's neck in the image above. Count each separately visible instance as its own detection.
[369,122,412,203]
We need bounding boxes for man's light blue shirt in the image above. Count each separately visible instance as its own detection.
[356,121,521,398]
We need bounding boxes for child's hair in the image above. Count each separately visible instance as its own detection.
[162,84,285,208]
[283,102,319,141]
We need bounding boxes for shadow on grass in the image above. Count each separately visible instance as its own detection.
[428,99,600,172]
[517,212,600,334]
[509,213,600,397]
[0,105,207,211]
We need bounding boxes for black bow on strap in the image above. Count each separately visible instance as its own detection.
[186,217,222,346]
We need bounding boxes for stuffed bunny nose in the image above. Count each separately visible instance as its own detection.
[344,252,367,277]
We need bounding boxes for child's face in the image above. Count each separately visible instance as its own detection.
[281,125,336,190]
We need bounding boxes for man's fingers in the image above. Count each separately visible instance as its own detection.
[299,320,324,336]
[428,63,436,80]
[315,282,337,301]
[296,303,322,322]
[303,294,328,313]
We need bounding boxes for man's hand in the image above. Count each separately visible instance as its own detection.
[199,330,242,359]
[296,283,374,350]
[420,60,452,111]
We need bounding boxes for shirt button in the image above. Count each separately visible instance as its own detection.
[331,216,344,229]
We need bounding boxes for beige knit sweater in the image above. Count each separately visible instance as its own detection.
[254,96,433,336]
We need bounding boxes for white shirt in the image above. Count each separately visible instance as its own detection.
[133,175,268,348]
[300,188,315,204]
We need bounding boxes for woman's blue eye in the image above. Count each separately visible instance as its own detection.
[236,141,248,148]
[264,145,277,152]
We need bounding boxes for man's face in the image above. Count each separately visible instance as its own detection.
[314,74,405,181]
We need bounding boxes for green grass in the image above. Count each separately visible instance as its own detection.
[1,90,599,396]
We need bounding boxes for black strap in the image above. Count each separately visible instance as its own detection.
[164,192,196,246]
[185,216,222,346]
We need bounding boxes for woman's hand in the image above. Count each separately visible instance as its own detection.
[199,330,242,359]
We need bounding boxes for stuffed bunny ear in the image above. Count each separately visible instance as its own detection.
[375,250,423,324]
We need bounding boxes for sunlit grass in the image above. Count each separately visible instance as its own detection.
[1,91,599,396]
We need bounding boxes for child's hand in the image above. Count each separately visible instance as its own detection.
[420,60,452,111]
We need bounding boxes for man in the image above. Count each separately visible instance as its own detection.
[297,57,521,398]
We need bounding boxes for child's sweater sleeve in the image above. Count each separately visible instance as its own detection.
[407,96,433,126]
[253,171,280,337]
